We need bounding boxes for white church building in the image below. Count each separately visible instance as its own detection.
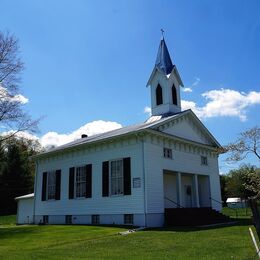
[16,37,222,227]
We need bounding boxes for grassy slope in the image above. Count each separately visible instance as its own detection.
[0,215,258,259]
[0,215,16,225]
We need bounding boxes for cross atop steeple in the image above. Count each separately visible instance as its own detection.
[161,28,165,38]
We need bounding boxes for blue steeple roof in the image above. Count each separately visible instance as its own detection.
[155,37,174,75]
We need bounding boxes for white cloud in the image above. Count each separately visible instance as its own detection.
[192,77,200,87]
[144,106,151,116]
[0,86,29,104]
[182,77,200,93]
[39,120,122,148]
[1,120,122,149]
[12,94,29,104]
[182,88,260,121]
[182,87,192,93]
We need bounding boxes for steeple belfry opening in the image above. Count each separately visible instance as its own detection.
[147,35,184,117]
[156,84,163,105]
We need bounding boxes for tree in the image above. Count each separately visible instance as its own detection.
[225,165,257,199]
[0,137,42,215]
[220,175,228,206]
[0,31,39,143]
[224,164,260,238]
[224,126,260,161]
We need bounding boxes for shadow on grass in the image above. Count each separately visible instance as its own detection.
[0,225,44,239]
[145,218,253,233]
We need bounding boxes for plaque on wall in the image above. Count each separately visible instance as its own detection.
[133,177,141,188]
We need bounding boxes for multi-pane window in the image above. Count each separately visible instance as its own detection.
[110,160,123,195]
[43,215,49,224]
[92,215,100,225]
[47,171,56,200]
[163,148,172,159]
[201,156,208,165]
[65,215,72,224]
[124,214,133,225]
[75,166,86,198]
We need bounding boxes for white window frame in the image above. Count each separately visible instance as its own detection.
[163,147,172,159]
[110,159,124,196]
[47,171,56,200]
[75,166,87,198]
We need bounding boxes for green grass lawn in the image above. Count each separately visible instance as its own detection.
[0,215,259,259]
[0,215,16,225]
[222,206,252,219]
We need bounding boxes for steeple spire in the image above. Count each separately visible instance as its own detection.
[155,35,174,75]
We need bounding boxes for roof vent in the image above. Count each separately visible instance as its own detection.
[81,134,88,139]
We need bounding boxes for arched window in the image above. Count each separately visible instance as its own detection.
[156,84,163,105]
[172,84,177,105]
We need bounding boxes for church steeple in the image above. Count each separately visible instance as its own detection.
[155,37,174,75]
[147,35,184,117]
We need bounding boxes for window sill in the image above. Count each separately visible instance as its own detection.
[110,194,124,197]
[73,197,89,200]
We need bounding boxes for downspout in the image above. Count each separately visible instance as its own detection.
[33,160,38,224]
[141,137,147,227]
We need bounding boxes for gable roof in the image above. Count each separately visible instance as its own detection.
[33,110,221,159]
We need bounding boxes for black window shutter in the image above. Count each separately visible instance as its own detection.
[42,172,47,201]
[123,157,131,195]
[102,161,109,197]
[55,170,61,200]
[69,167,75,199]
[86,164,92,198]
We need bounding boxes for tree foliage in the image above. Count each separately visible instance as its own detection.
[220,165,260,202]
[0,137,42,215]
[0,31,39,143]
[224,126,260,161]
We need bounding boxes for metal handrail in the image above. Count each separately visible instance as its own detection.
[210,196,238,218]
[164,196,184,208]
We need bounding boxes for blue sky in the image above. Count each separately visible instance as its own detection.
[1,0,259,173]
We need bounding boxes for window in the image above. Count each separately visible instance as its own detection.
[110,160,124,195]
[102,158,131,197]
[156,84,163,105]
[65,215,72,224]
[92,215,100,225]
[47,171,56,200]
[172,84,177,105]
[42,170,61,201]
[124,214,133,225]
[69,165,92,200]
[164,148,172,159]
[75,166,87,198]
[43,215,48,224]
[201,156,208,165]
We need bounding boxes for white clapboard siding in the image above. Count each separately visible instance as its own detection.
[34,141,145,216]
